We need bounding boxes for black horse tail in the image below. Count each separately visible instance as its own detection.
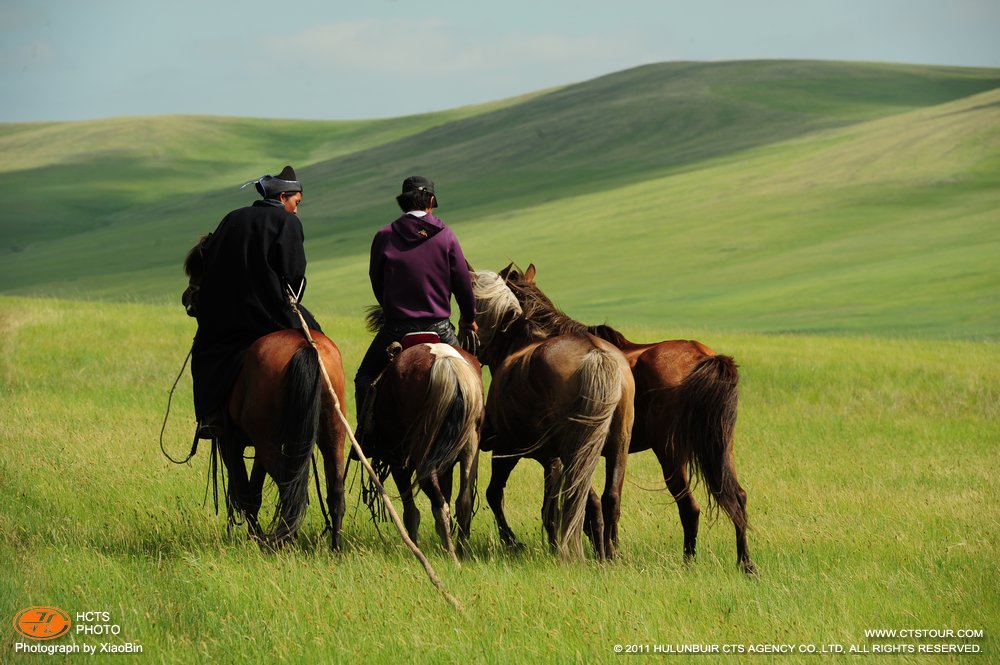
[270,343,323,541]
[673,354,747,531]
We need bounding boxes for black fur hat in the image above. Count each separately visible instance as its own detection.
[255,165,302,198]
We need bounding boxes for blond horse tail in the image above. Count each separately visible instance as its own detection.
[554,348,624,560]
[408,345,484,484]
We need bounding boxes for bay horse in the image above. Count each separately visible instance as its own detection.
[361,332,483,561]
[470,269,634,560]
[506,264,755,574]
[184,237,348,549]
[224,330,348,548]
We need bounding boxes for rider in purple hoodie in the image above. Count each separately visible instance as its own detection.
[354,176,477,419]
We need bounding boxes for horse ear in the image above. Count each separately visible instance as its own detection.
[499,263,514,279]
[524,264,537,282]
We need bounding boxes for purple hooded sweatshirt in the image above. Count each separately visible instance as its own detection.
[369,212,476,324]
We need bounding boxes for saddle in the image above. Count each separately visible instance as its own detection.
[386,331,441,360]
[356,331,443,458]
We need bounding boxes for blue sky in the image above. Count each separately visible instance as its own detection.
[1,0,998,122]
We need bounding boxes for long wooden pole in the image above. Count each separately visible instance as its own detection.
[287,296,462,612]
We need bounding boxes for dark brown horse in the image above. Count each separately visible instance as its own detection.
[184,237,348,548]
[471,269,634,560]
[363,337,483,561]
[506,264,755,574]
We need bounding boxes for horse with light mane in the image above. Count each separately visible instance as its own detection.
[505,264,755,574]
[471,268,634,560]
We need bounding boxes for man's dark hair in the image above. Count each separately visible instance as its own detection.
[396,190,435,212]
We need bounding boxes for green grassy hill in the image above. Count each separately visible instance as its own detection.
[2,60,998,338]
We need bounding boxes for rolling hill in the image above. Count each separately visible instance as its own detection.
[1,60,998,338]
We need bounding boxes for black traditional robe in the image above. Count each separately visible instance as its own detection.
[191,199,321,419]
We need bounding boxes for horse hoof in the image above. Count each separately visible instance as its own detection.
[502,539,526,553]
[741,559,758,577]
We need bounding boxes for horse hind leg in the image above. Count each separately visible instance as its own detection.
[584,488,605,559]
[454,447,479,558]
[541,458,562,552]
[421,470,459,564]
[391,466,421,545]
[599,393,632,560]
[318,407,346,551]
[245,460,266,539]
[698,443,755,575]
[656,446,700,562]
[486,455,523,550]
[729,471,756,575]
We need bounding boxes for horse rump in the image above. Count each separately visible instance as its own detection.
[408,346,483,484]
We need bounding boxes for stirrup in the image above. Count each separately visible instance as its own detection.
[196,411,225,440]
[196,424,221,441]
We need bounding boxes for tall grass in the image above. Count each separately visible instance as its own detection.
[2,297,997,662]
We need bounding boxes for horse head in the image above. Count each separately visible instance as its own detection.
[181,234,211,317]
[469,270,522,366]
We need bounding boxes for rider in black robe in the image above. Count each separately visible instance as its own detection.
[191,166,321,428]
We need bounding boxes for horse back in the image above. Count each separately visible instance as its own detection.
[487,333,633,456]
[628,339,722,453]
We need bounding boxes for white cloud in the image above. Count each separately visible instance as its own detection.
[262,19,646,77]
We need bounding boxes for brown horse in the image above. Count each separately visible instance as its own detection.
[506,264,755,574]
[471,269,634,560]
[224,330,348,548]
[184,236,348,549]
[363,337,483,561]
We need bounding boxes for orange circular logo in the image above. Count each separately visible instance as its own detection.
[13,606,72,640]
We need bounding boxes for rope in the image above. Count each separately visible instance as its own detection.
[160,342,199,465]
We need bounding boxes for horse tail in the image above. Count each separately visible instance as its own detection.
[673,354,746,531]
[410,346,483,485]
[271,343,323,541]
[555,347,625,560]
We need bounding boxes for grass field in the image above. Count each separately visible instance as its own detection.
[2,59,999,662]
[1,297,997,662]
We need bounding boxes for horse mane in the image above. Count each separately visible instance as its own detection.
[586,324,632,347]
[503,269,589,339]
[364,305,385,333]
[470,271,523,361]
[184,234,211,280]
